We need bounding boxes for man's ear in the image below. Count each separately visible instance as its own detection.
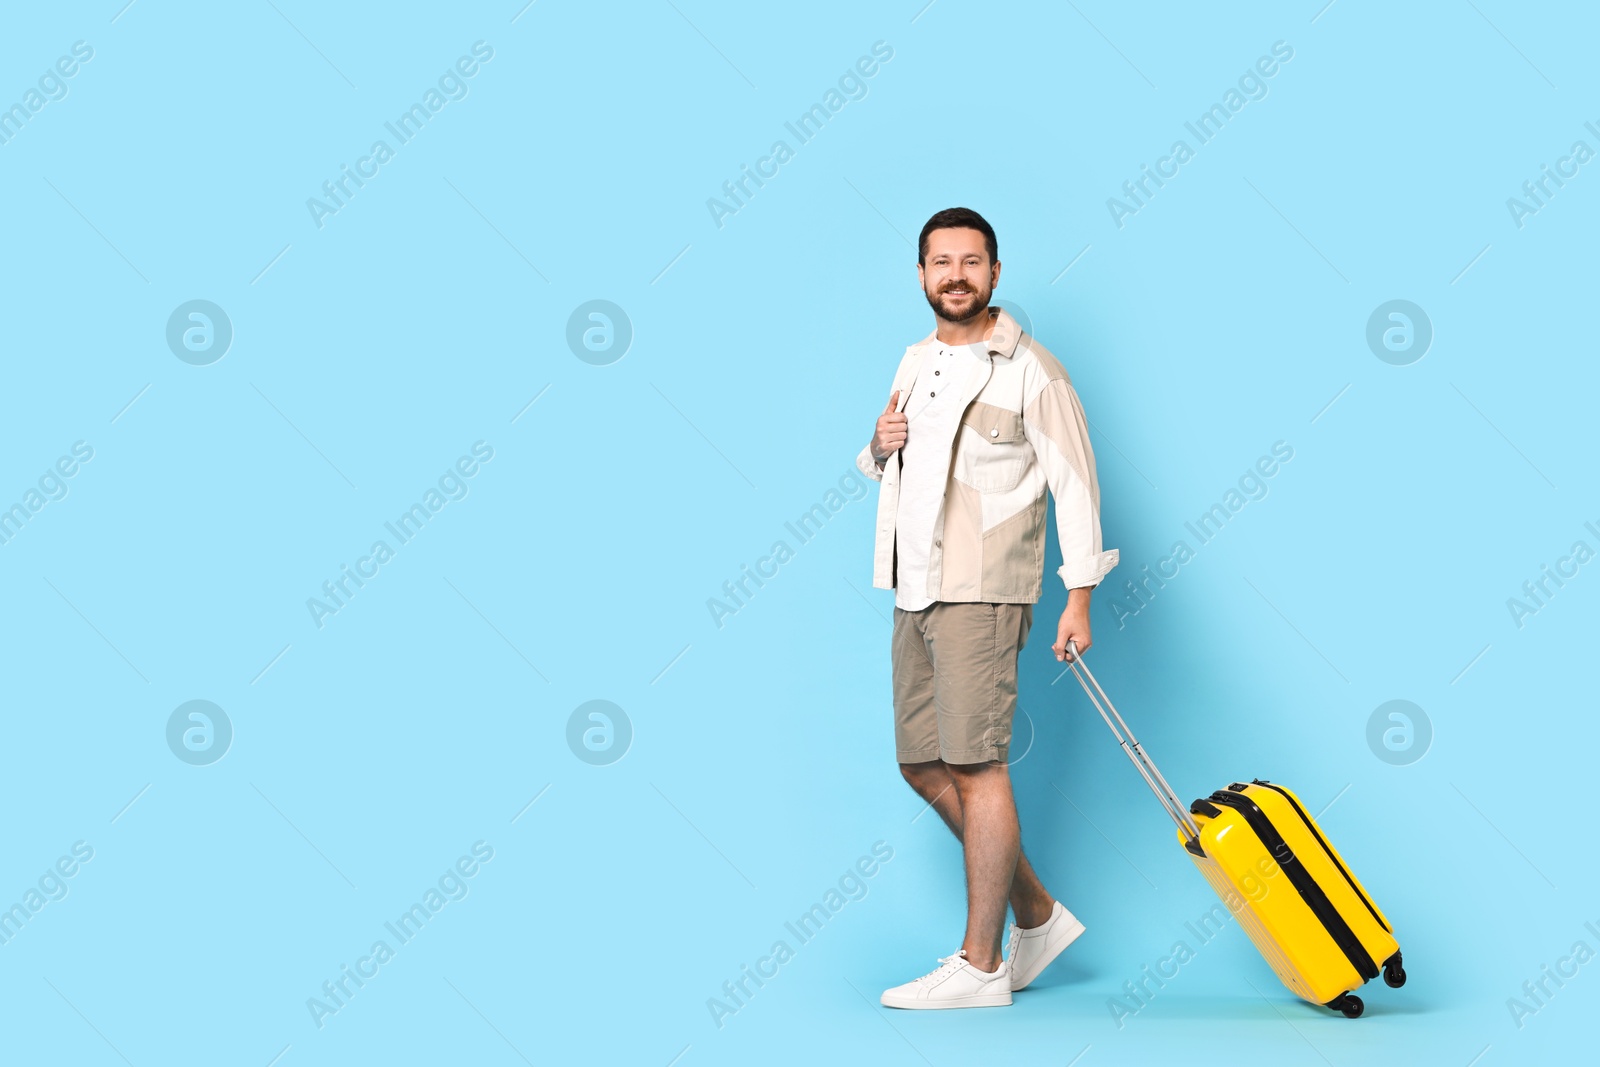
[916,262,925,288]
[991,260,1001,288]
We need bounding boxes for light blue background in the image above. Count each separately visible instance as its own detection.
[2,2,1596,1064]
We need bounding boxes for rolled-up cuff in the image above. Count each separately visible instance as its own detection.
[1059,549,1119,590]
[856,443,885,482]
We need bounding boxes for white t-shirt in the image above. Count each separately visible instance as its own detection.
[894,339,987,611]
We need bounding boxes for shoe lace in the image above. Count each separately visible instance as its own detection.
[917,950,970,983]
[1004,923,1021,964]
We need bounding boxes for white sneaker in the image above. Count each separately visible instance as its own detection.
[1005,901,1086,990]
[880,949,1013,1009]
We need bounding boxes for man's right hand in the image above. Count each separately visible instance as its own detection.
[870,390,906,466]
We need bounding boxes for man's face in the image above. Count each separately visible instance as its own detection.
[918,228,999,324]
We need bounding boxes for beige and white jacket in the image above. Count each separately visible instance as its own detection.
[856,307,1119,603]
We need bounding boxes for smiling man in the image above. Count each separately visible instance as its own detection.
[857,207,1119,1009]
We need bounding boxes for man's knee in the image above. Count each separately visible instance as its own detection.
[947,758,1005,775]
[899,759,949,796]
[946,759,1008,792]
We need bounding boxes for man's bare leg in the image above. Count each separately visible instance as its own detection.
[900,760,1054,967]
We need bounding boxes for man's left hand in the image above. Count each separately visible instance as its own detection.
[1052,591,1093,662]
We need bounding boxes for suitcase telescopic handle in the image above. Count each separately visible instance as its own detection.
[1064,641,1201,843]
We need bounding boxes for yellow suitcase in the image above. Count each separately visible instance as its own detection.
[1065,643,1406,1017]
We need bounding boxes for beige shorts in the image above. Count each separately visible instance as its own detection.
[892,601,1034,765]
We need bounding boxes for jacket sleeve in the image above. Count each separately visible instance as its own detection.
[1021,375,1118,591]
[856,442,885,482]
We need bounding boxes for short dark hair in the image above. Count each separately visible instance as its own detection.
[918,207,997,267]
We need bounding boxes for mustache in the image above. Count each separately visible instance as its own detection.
[941,284,978,293]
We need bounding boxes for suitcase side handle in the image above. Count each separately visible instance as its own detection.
[1064,640,1201,844]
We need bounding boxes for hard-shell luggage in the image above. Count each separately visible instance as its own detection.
[1063,642,1407,1017]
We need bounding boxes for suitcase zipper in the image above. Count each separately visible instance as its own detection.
[1250,780,1392,936]
[1206,789,1380,982]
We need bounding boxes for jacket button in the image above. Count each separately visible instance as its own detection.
[990,428,999,437]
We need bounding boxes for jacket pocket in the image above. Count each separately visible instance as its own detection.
[959,404,1027,493]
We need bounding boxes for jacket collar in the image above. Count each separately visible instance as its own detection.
[909,305,1024,363]
[891,306,1023,415]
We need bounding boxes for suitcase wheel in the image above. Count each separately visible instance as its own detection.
[1331,994,1364,1018]
[1383,954,1407,989]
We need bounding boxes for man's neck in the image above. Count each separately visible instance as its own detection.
[935,305,996,347]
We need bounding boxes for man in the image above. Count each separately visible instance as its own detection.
[857,207,1119,1009]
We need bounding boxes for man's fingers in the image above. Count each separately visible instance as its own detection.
[873,391,907,460]
[1053,629,1091,661]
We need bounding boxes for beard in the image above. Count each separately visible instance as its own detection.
[923,279,992,323]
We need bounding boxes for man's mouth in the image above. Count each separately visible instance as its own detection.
[944,288,971,296]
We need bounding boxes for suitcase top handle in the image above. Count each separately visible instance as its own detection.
[1064,640,1202,845]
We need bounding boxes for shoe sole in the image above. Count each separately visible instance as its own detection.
[880,992,1013,1010]
[1011,917,1086,991]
